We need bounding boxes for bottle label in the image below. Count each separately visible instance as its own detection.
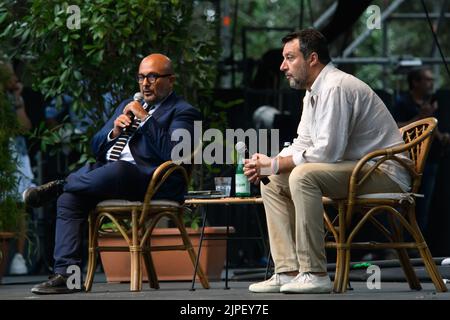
[235,173,250,196]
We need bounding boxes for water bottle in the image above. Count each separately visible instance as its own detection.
[235,149,250,197]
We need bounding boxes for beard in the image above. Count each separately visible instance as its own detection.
[288,76,307,90]
[287,63,308,90]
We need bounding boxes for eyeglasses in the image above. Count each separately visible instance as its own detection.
[137,73,173,84]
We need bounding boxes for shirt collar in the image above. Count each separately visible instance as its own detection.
[309,62,335,96]
[143,91,173,113]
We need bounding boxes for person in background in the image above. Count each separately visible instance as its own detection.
[391,67,450,236]
[3,62,36,275]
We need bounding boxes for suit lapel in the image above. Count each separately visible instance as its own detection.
[151,92,177,121]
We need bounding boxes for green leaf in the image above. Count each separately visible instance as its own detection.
[93,50,104,64]
[0,12,7,24]
[83,44,98,50]
[0,0,218,188]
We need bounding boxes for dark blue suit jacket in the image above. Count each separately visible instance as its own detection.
[91,92,201,185]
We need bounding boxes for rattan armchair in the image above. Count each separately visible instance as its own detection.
[324,117,448,293]
[84,160,209,292]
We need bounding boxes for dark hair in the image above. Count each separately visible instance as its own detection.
[282,29,331,65]
[407,67,431,90]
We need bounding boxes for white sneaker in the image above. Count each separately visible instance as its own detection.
[280,272,332,294]
[9,253,28,275]
[249,273,296,293]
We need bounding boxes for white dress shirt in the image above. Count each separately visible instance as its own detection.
[105,102,159,164]
[278,63,411,191]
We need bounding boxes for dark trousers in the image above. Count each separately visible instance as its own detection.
[416,162,439,235]
[53,160,151,274]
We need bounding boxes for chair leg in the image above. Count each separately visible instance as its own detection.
[340,248,351,293]
[333,201,347,293]
[84,213,97,292]
[175,214,210,289]
[130,209,142,291]
[84,247,97,292]
[388,215,421,290]
[130,248,142,291]
[407,209,447,292]
[418,245,448,292]
[396,248,422,290]
[333,248,344,293]
[143,250,159,289]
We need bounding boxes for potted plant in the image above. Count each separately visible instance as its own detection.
[98,206,235,283]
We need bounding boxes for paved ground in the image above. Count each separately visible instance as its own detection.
[1,273,449,300]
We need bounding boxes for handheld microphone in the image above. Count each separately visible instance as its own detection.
[123,92,145,132]
[235,141,270,185]
[133,92,145,103]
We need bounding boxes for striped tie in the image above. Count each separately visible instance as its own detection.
[107,105,153,162]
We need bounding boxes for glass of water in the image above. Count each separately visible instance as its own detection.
[214,177,232,197]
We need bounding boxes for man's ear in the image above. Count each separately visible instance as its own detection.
[169,75,176,86]
[309,52,319,67]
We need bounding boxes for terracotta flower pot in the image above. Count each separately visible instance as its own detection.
[99,226,235,282]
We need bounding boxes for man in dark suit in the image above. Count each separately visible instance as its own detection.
[24,54,201,294]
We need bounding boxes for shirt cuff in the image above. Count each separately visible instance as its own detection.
[139,114,151,127]
[292,150,305,166]
[278,147,292,157]
[107,129,116,142]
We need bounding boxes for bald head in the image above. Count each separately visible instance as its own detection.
[138,53,175,104]
[140,54,174,75]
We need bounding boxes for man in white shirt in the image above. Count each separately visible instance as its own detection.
[244,29,410,294]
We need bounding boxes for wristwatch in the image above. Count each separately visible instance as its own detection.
[271,157,280,175]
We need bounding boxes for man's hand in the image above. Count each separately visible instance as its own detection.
[244,153,272,185]
[111,114,133,138]
[123,101,148,121]
[111,101,148,139]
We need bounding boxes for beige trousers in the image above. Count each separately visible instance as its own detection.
[260,161,403,274]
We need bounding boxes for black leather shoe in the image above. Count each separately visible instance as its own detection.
[31,274,84,295]
[23,180,65,208]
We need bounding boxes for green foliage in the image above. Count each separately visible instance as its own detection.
[182,207,201,231]
[0,62,26,233]
[0,0,226,231]
[228,0,450,90]
[347,0,450,90]
[0,197,25,232]
[0,0,219,168]
[0,1,220,230]
[233,0,334,60]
